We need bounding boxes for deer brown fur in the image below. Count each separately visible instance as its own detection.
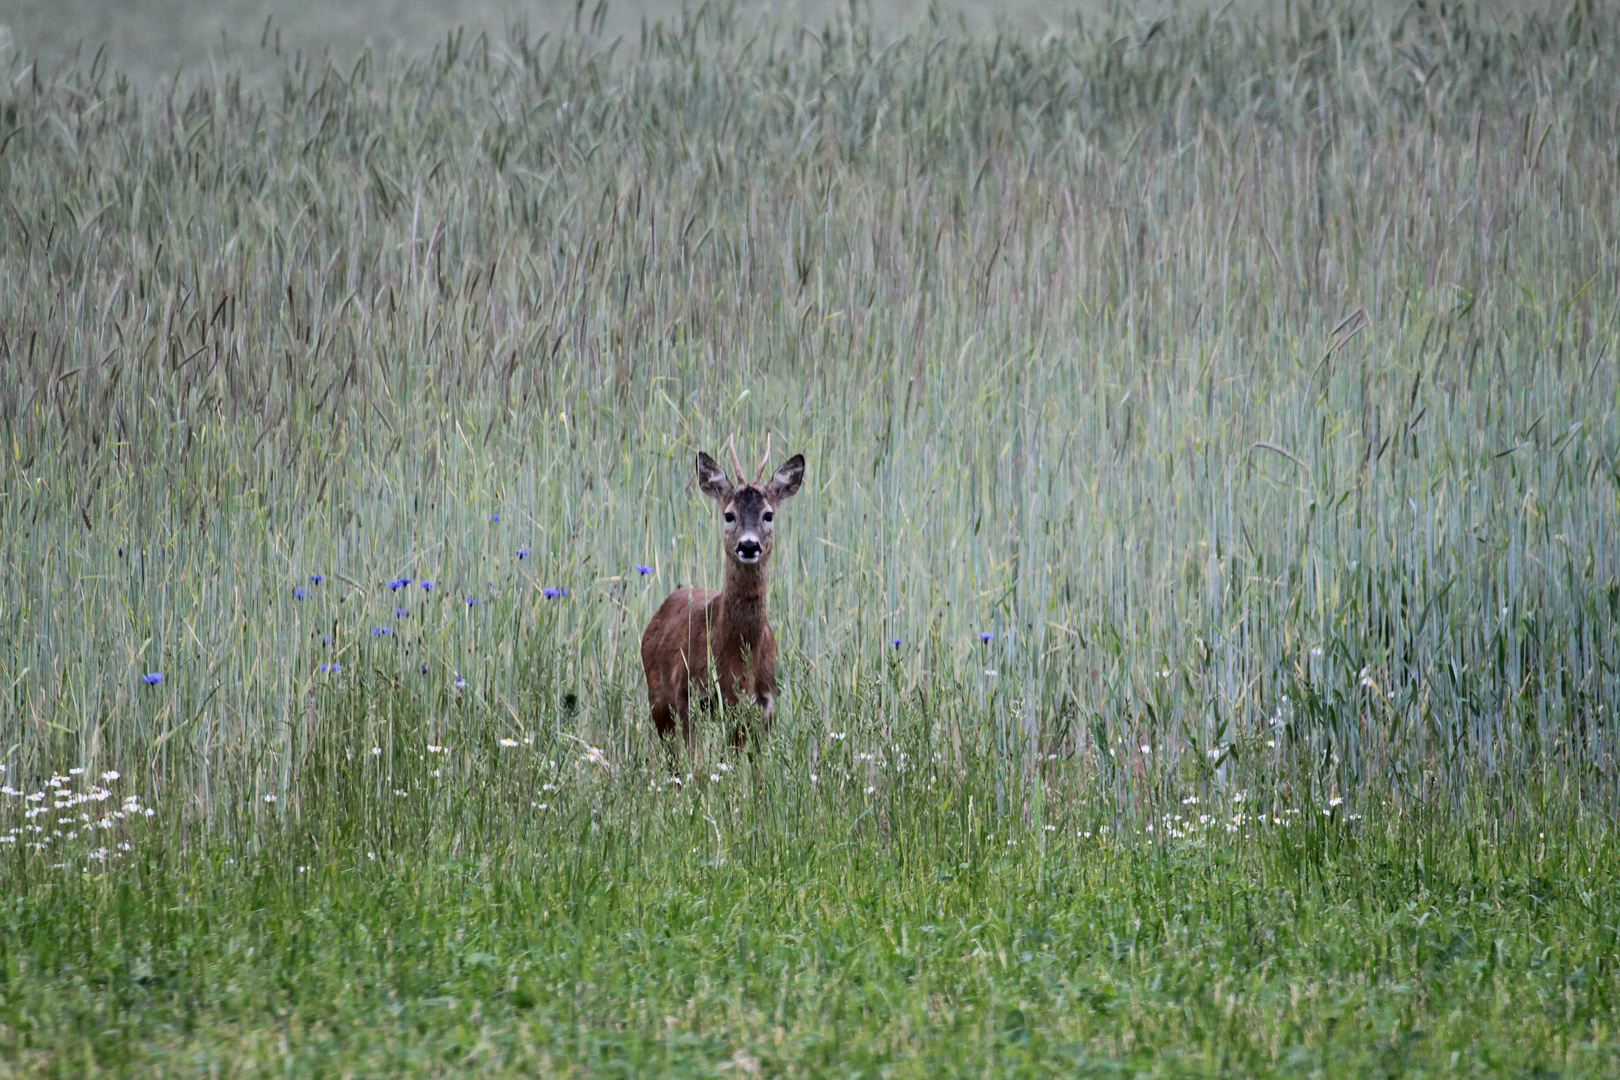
[640,442,805,757]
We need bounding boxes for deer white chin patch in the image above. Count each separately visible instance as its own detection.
[736,550,761,563]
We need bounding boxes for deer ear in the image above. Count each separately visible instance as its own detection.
[765,454,806,502]
[695,452,733,501]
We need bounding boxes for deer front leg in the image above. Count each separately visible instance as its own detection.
[728,687,776,756]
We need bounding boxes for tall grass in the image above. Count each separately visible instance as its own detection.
[0,2,1617,1070]
[3,0,1614,824]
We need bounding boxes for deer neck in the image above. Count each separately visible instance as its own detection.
[718,558,770,644]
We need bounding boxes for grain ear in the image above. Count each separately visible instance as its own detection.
[696,452,733,501]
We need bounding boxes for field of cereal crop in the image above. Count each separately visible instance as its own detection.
[1,1,1618,1075]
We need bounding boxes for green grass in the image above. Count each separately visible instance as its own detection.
[3,793,1618,1076]
[0,0,1618,1073]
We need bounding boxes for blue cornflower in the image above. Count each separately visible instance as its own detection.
[395,608,409,618]
[892,638,903,648]
[372,626,392,636]
[466,596,479,606]
[488,512,500,522]
[421,580,434,592]
[979,631,994,642]
[293,586,307,600]
[319,662,342,673]
[388,578,404,590]
[635,564,652,575]
[140,672,164,685]
[542,587,559,599]
[309,574,324,585]
[321,635,331,646]
[516,547,530,559]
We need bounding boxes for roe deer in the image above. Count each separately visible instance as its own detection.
[640,438,805,758]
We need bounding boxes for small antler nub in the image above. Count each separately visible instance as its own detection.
[727,434,745,484]
[754,432,773,484]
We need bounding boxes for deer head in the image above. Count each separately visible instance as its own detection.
[695,438,805,568]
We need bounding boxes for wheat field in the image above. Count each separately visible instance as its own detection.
[0,1,1617,1074]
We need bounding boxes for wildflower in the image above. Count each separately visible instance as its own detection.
[105,770,122,782]
[534,802,548,810]
[979,631,994,642]
[542,587,560,599]
[427,745,444,754]
[488,513,500,522]
[264,794,277,803]
[68,767,84,775]
[294,586,307,599]
[635,564,652,575]
[141,672,163,685]
[1139,745,1151,755]
[709,773,721,782]
[421,580,434,591]
[500,738,518,747]
[319,662,342,673]
[865,786,876,794]
[466,596,479,606]
[891,638,902,648]
[516,547,530,559]
[371,626,391,636]
[310,574,324,584]
[828,731,847,741]
[430,769,441,778]
[388,579,405,590]
[371,747,382,756]
[419,664,429,675]
[453,675,468,689]
[1328,796,1344,808]
[395,608,409,618]
[582,746,608,766]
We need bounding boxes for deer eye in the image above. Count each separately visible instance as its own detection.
[724,512,735,523]
[763,512,774,522]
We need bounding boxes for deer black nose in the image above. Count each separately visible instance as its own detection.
[737,539,761,561]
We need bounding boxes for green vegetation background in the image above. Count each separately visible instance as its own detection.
[0,0,1617,1074]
